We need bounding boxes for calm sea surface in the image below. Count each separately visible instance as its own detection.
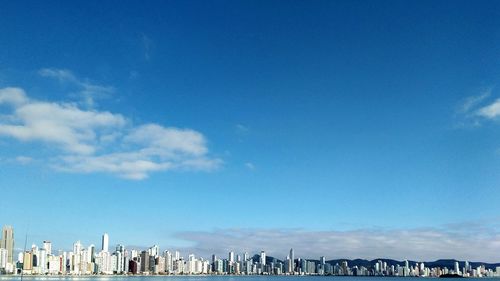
[0,277,496,281]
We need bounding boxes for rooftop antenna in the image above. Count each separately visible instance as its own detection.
[20,226,28,281]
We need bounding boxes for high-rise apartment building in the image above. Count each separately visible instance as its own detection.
[43,241,52,256]
[140,250,150,273]
[148,245,159,257]
[0,226,14,264]
[0,248,7,269]
[260,250,266,266]
[102,233,109,252]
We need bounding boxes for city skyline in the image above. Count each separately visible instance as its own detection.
[1,223,500,264]
[1,0,500,264]
[1,225,499,277]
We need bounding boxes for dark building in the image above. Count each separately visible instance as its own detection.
[129,260,139,274]
[140,251,150,273]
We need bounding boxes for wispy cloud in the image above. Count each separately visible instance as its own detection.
[15,156,33,165]
[0,87,221,180]
[455,87,500,127]
[39,68,114,107]
[129,70,140,80]
[142,34,153,61]
[236,124,249,132]
[244,162,255,170]
[458,88,492,114]
[176,223,500,262]
[235,124,249,134]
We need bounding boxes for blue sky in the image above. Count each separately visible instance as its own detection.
[1,0,500,261]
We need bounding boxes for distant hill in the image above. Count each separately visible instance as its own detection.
[251,255,500,270]
[324,258,500,270]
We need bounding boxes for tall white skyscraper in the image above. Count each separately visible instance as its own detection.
[229,251,235,263]
[73,241,82,255]
[289,248,294,272]
[102,233,109,252]
[260,250,266,265]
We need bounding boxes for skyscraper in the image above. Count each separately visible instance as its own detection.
[116,244,125,253]
[289,248,294,273]
[43,241,52,256]
[148,245,159,257]
[260,250,266,266]
[140,250,150,273]
[73,240,82,255]
[88,244,96,262]
[102,233,109,252]
[0,226,14,264]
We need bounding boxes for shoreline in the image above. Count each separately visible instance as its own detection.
[0,276,423,278]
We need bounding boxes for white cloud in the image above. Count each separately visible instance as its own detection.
[454,88,500,127]
[456,87,500,120]
[55,153,174,180]
[477,98,500,119]
[125,124,208,156]
[177,223,500,262]
[54,150,221,180]
[0,86,221,179]
[39,68,114,107]
[0,87,29,106]
[0,88,125,154]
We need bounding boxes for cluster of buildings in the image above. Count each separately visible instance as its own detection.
[1,225,500,277]
[344,259,499,278]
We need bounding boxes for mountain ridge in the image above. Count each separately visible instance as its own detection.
[251,255,500,270]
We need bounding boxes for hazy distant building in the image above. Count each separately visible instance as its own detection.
[43,241,52,256]
[102,233,109,252]
[0,226,14,263]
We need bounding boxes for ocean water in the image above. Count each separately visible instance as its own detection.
[0,277,495,281]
